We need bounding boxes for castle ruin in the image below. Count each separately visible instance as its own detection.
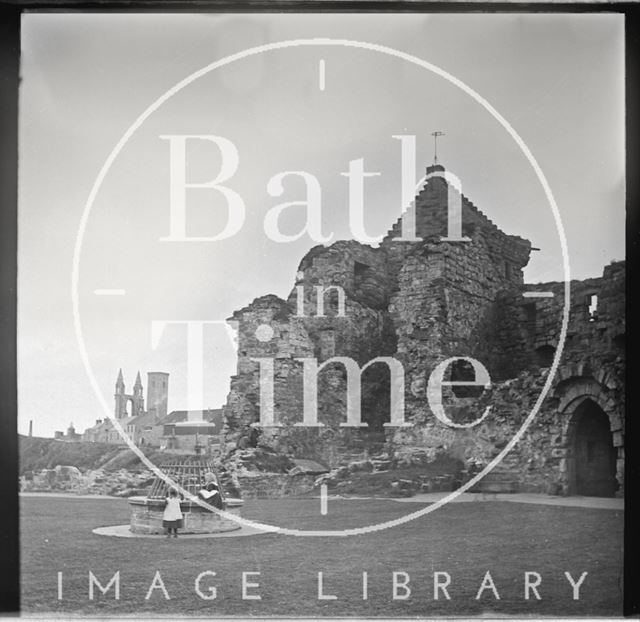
[222,163,625,497]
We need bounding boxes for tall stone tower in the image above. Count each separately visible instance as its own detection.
[132,371,145,417]
[146,372,169,420]
[114,368,126,419]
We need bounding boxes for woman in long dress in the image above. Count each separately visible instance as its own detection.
[198,472,224,509]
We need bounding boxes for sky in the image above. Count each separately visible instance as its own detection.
[18,13,625,438]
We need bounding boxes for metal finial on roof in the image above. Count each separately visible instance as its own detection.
[431,131,445,164]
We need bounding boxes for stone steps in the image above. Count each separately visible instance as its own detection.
[468,468,520,494]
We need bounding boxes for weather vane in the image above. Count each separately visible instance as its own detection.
[431,131,445,164]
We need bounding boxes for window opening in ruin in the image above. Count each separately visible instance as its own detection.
[504,261,511,280]
[588,294,598,321]
[354,261,371,290]
[534,344,555,368]
[354,261,368,276]
[523,302,536,334]
[449,359,483,398]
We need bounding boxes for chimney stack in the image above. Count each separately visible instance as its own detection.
[28,420,33,437]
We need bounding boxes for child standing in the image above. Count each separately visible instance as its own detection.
[163,488,183,538]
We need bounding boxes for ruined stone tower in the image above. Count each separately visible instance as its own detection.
[133,371,144,412]
[146,372,169,420]
[222,161,625,497]
[114,368,126,419]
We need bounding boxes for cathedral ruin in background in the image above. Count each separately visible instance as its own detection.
[114,369,169,420]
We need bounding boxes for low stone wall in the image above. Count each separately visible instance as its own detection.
[236,473,316,499]
[128,497,243,534]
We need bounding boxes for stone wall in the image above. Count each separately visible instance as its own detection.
[235,473,317,499]
[129,498,242,534]
[495,260,625,378]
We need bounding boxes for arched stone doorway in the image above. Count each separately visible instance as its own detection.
[567,399,617,497]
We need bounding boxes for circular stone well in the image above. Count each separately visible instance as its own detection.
[128,456,243,535]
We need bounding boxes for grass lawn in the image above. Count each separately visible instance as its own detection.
[20,495,623,617]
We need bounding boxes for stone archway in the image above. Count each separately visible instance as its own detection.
[554,373,624,497]
[566,399,617,497]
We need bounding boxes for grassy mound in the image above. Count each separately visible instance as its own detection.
[18,436,193,474]
[19,436,122,474]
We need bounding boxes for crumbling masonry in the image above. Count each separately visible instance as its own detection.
[223,163,625,497]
